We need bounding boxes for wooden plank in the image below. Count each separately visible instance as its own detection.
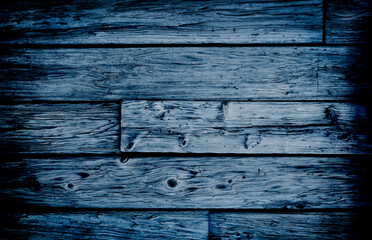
[1,156,371,209]
[0,211,208,239]
[1,47,371,101]
[0,0,322,44]
[326,0,372,43]
[210,212,372,239]
[121,101,372,154]
[0,103,120,154]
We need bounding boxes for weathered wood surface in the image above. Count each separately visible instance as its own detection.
[0,1,371,239]
[121,101,372,154]
[0,0,322,44]
[0,103,120,154]
[326,0,372,43]
[1,47,371,101]
[1,211,370,240]
[0,211,208,239]
[1,156,371,209]
[210,212,372,239]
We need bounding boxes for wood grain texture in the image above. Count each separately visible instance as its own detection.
[0,103,120,154]
[326,0,372,43]
[1,156,371,209]
[210,212,372,239]
[121,101,372,154]
[0,211,208,239]
[0,0,322,44]
[1,47,371,101]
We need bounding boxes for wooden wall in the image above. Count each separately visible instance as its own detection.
[1,0,372,239]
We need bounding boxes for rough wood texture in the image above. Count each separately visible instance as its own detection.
[1,47,371,101]
[326,0,372,43]
[121,101,372,154]
[0,103,120,154]
[1,1,372,239]
[0,0,322,44]
[0,211,208,239]
[210,212,372,239]
[1,156,371,209]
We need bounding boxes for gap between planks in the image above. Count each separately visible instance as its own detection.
[0,43,371,49]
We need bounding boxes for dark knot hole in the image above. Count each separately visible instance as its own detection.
[167,179,178,188]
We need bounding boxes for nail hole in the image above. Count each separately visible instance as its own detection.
[179,136,187,147]
[167,179,178,188]
[127,142,134,150]
[67,183,74,189]
[216,184,226,189]
[121,157,130,164]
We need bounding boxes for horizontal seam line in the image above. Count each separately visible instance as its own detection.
[0,43,370,49]
[1,153,372,159]
[0,100,368,105]
[0,100,121,105]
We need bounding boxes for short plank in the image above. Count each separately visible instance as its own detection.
[0,0,322,44]
[0,103,120,154]
[326,0,372,43]
[121,101,372,154]
[1,47,371,101]
[210,212,372,239]
[0,211,208,239]
[1,156,371,209]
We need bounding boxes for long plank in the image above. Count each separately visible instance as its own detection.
[1,47,371,101]
[1,156,371,209]
[121,101,372,154]
[326,0,372,43]
[0,103,120,154]
[210,212,372,239]
[0,211,208,239]
[0,0,322,44]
